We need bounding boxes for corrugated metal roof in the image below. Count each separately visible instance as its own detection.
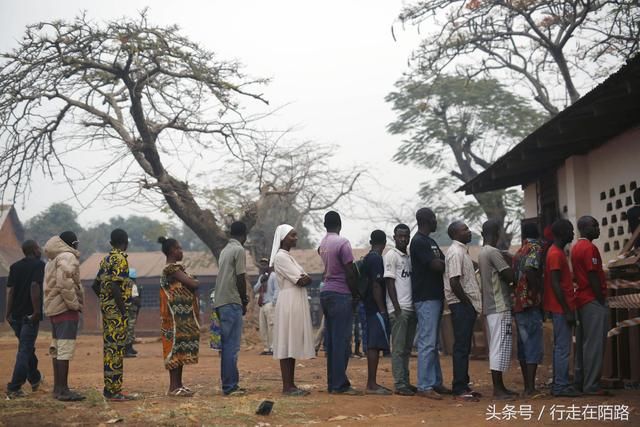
[458,53,640,195]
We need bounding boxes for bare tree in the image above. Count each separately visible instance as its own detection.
[396,0,639,115]
[0,12,360,259]
[198,136,364,260]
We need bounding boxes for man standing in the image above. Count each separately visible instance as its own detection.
[124,268,140,358]
[318,211,359,395]
[478,220,516,399]
[410,208,451,399]
[572,216,610,396]
[5,240,45,399]
[214,221,249,396]
[362,230,391,395]
[44,231,85,402]
[511,223,545,397]
[544,219,580,397]
[253,258,278,356]
[627,188,640,248]
[444,221,483,402]
[94,228,134,401]
[385,224,417,396]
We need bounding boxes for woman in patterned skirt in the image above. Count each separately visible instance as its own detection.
[158,237,200,396]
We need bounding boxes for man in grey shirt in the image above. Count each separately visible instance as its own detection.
[213,222,249,396]
[478,219,516,399]
[253,257,279,355]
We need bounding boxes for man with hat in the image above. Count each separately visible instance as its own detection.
[253,257,279,355]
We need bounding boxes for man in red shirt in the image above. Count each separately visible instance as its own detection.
[544,219,580,397]
[571,216,610,396]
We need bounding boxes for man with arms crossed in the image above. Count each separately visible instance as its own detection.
[444,221,483,402]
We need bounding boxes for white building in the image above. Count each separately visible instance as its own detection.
[460,54,640,263]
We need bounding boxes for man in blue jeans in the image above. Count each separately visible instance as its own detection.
[544,219,580,397]
[511,223,545,397]
[5,240,45,398]
[213,222,249,396]
[319,211,360,395]
[444,221,483,402]
[409,208,452,399]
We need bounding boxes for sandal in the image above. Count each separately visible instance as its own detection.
[168,387,195,397]
[283,388,310,396]
[453,393,480,402]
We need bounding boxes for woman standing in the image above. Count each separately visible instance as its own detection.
[158,237,200,396]
[270,224,315,396]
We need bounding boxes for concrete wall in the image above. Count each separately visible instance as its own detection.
[554,126,640,263]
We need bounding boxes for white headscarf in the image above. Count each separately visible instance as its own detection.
[269,224,294,267]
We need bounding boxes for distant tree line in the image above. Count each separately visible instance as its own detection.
[23,202,314,261]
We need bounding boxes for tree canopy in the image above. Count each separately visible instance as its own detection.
[24,203,83,246]
[396,0,639,115]
[0,11,359,259]
[23,202,207,259]
[386,74,545,243]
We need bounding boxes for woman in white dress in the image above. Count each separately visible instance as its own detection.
[270,224,315,396]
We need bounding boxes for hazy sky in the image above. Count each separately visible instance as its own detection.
[0,1,450,245]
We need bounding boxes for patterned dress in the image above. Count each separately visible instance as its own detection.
[511,238,544,313]
[96,248,131,396]
[160,263,200,370]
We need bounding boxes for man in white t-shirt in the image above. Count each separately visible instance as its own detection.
[384,224,417,395]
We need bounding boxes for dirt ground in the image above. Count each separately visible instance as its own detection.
[0,330,638,427]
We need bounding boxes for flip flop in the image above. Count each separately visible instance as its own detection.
[31,374,44,392]
[168,387,195,397]
[467,390,483,398]
[492,394,516,401]
[56,390,86,401]
[365,386,392,395]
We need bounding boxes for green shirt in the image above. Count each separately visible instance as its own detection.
[213,239,246,308]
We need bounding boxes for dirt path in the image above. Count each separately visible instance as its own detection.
[0,333,637,426]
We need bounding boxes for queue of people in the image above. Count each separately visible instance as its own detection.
[4,208,617,403]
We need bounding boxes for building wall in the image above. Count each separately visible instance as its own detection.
[0,211,22,249]
[523,182,538,218]
[554,126,640,263]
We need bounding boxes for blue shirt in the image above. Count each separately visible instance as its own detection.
[363,251,385,314]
